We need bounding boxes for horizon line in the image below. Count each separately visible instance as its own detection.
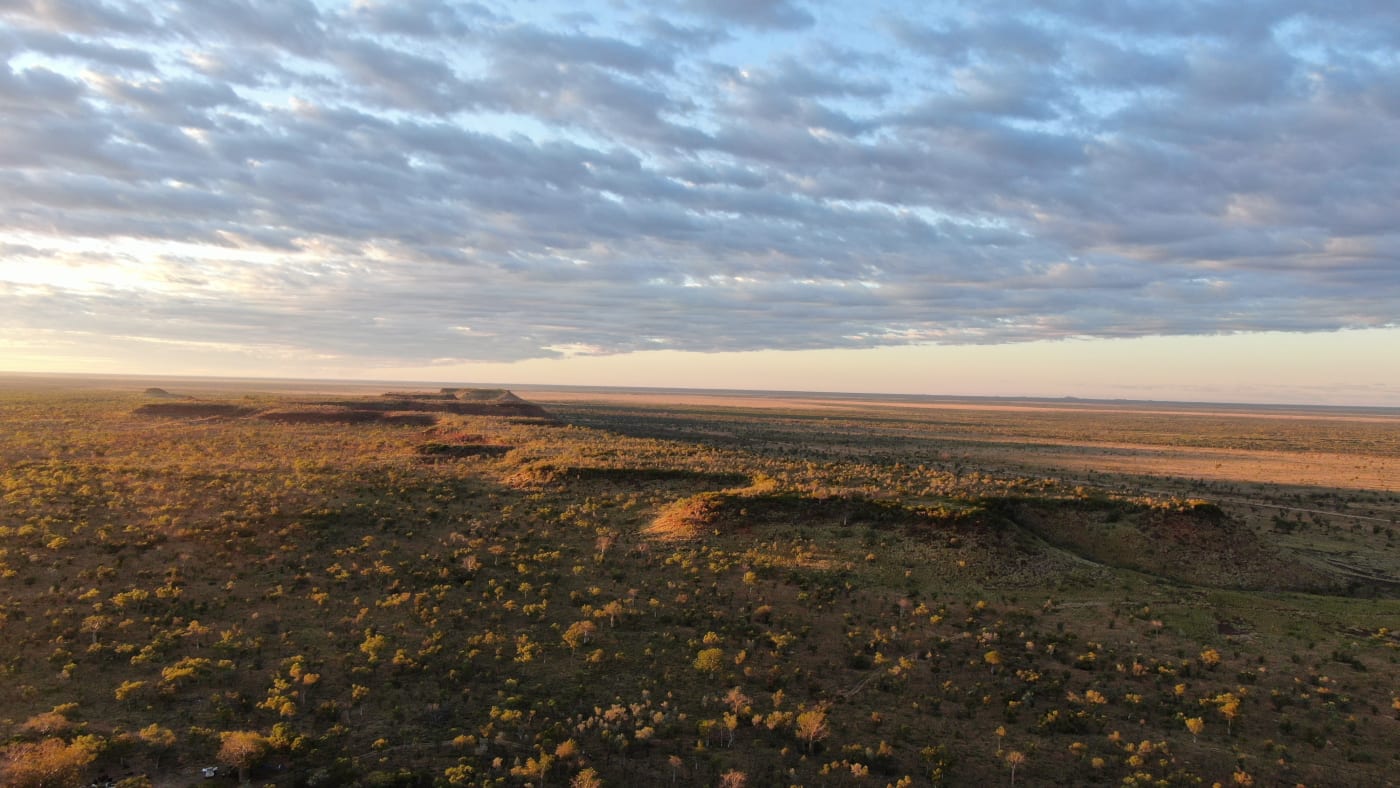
[3,369,1398,414]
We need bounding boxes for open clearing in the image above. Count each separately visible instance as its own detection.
[1,376,1397,787]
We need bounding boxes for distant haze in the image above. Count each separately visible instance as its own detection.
[0,2,1397,405]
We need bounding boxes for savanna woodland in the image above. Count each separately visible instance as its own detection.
[1,381,1398,787]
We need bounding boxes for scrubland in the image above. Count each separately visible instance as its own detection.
[0,380,1397,787]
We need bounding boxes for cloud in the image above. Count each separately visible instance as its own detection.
[894,17,1063,66]
[492,24,675,76]
[0,0,157,35]
[4,26,153,69]
[170,0,328,56]
[350,0,492,39]
[0,1,1397,369]
[677,0,813,31]
[328,36,482,113]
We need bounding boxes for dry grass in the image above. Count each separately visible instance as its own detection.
[644,491,726,540]
[2,380,1398,787]
[536,390,1400,493]
[132,402,257,418]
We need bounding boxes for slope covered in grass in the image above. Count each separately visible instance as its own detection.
[0,387,1397,787]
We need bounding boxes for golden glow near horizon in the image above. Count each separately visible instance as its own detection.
[7,328,1395,408]
[376,329,1400,406]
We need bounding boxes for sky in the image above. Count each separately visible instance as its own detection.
[0,0,1397,405]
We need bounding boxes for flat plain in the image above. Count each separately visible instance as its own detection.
[1,376,1397,787]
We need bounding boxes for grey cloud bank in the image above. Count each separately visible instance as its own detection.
[0,0,1397,367]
